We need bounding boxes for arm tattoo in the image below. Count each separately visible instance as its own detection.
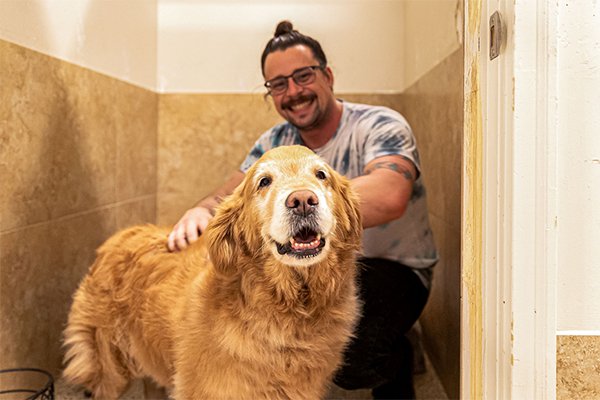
[196,196,225,217]
[364,162,414,181]
[209,196,225,216]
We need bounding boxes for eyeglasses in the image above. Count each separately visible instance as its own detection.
[264,65,324,95]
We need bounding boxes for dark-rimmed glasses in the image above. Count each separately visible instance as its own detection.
[264,65,324,95]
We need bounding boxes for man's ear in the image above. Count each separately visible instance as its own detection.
[204,195,243,275]
[324,66,335,90]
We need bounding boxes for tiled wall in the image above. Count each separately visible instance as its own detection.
[157,94,283,225]
[0,40,158,385]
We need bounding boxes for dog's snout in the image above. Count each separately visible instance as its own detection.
[286,190,319,216]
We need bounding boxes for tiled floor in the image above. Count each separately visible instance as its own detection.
[54,351,448,400]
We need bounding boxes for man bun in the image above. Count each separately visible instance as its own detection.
[274,21,294,37]
[261,21,328,76]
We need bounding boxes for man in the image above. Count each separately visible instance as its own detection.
[168,21,437,399]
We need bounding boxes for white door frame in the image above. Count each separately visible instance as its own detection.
[462,0,558,398]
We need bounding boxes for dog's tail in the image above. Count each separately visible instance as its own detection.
[62,283,131,399]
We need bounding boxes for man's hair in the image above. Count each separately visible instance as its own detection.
[260,21,327,76]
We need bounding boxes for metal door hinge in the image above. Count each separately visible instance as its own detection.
[489,11,504,60]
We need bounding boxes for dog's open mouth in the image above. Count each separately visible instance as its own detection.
[276,228,326,259]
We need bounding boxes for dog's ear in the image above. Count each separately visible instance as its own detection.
[331,171,363,250]
[204,194,243,275]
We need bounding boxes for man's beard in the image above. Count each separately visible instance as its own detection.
[282,94,329,132]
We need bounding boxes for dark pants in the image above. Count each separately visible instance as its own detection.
[334,258,430,399]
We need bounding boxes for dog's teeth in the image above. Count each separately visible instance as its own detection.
[289,236,322,251]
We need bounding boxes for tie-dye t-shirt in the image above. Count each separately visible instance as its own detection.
[240,101,438,289]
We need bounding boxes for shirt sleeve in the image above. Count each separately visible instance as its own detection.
[239,125,278,173]
[359,107,421,177]
[240,141,267,173]
[239,123,301,173]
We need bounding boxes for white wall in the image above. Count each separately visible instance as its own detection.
[0,0,462,94]
[556,0,600,332]
[0,0,158,90]
[156,0,405,93]
[156,0,462,93]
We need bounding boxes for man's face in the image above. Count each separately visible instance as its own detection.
[263,45,336,132]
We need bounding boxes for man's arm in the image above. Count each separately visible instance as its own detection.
[351,154,416,229]
[167,171,246,251]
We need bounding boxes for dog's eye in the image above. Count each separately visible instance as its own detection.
[258,176,272,189]
[316,170,327,180]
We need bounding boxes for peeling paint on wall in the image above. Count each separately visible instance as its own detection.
[462,0,483,399]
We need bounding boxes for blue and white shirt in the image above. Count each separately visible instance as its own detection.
[240,101,438,289]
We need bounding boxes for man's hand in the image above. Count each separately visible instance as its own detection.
[167,171,246,252]
[167,206,214,252]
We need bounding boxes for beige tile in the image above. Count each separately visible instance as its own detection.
[398,48,463,230]
[1,41,116,231]
[338,93,404,112]
[115,196,157,230]
[0,40,158,384]
[115,84,159,202]
[557,335,600,400]
[0,40,159,233]
[419,214,461,400]
[0,207,117,377]
[0,225,53,374]
[157,94,283,225]
[58,54,158,204]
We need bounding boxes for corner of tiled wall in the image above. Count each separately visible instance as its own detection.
[1,38,465,397]
[0,40,158,385]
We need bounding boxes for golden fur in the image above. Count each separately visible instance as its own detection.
[62,146,362,399]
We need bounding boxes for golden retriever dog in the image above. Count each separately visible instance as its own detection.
[62,145,362,399]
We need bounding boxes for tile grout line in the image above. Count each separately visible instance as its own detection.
[0,194,156,236]
[428,209,460,230]
[155,95,161,225]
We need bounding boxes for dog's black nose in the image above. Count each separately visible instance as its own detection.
[286,190,319,216]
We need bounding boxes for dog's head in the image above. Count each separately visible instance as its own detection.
[205,146,362,273]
